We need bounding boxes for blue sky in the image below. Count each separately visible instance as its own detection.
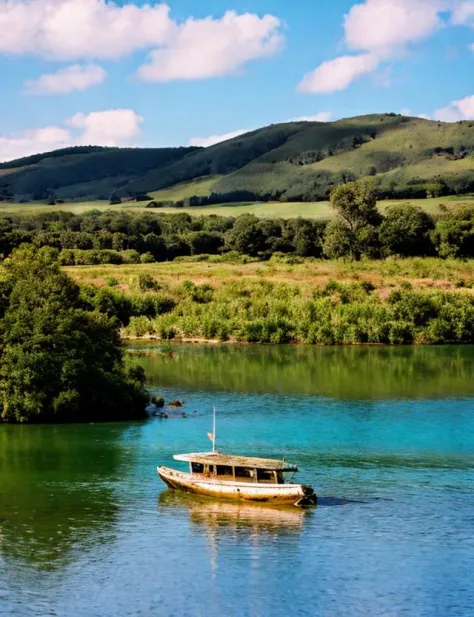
[1,0,474,161]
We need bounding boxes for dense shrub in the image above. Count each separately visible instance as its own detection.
[380,204,435,256]
[0,247,149,423]
[121,277,474,346]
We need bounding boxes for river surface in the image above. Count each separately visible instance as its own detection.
[1,345,474,617]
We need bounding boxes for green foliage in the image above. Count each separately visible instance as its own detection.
[121,276,474,346]
[140,252,156,264]
[138,273,159,292]
[0,247,149,423]
[325,181,381,260]
[432,205,474,258]
[380,204,435,256]
[0,206,472,265]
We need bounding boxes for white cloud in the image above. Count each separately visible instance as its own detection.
[452,2,474,25]
[68,109,143,146]
[0,0,174,60]
[0,127,72,162]
[138,11,283,82]
[298,0,449,94]
[0,1,283,82]
[189,129,250,148]
[434,95,474,121]
[24,64,106,95]
[0,109,143,162]
[298,53,381,94]
[289,112,333,122]
[345,0,444,52]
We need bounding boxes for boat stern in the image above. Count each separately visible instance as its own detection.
[295,484,317,507]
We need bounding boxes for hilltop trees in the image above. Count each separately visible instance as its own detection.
[0,246,149,423]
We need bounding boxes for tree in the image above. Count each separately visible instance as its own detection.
[0,246,149,423]
[325,181,381,260]
[185,231,223,255]
[432,205,474,258]
[286,218,325,257]
[379,204,435,256]
[224,214,266,256]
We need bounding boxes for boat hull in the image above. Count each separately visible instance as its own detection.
[157,466,317,507]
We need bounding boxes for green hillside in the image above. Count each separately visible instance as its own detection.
[2,114,474,204]
[0,145,199,202]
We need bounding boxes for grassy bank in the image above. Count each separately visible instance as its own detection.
[66,258,474,345]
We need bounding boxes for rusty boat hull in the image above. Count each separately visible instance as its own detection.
[157,466,317,507]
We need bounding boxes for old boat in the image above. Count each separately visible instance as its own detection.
[157,452,317,507]
[157,407,316,507]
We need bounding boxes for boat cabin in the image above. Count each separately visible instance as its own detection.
[173,453,298,484]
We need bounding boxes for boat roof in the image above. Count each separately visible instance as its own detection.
[173,452,298,472]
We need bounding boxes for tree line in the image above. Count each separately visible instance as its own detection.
[1,185,474,263]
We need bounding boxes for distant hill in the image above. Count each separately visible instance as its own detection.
[2,114,474,203]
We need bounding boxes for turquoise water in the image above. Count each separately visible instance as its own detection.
[1,345,474,617]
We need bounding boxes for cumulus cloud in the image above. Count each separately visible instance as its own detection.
[298,0,449,94]
[0,127,72,162]
[434,94,474,122]
[0,1,283,82]
[0,109,143,162]
[189,129,250,148]
[138,12,283,82]
[0,0,174,59]
[68,109,143,146]
[298,54,381,94]
[24,64,106,95]
[344,0,444,52]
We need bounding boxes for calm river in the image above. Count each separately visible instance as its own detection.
[1,345,474,617]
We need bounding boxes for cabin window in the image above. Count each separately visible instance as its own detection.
[234,467,253,479]
[257,469,274,482]
[191,463,204,474]
[216,465,233,476]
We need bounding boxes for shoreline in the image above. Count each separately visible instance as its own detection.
[122,334,451,347]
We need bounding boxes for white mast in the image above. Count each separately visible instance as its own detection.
[212,406,217,452]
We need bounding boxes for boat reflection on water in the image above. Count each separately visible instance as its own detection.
[158,489,309,536]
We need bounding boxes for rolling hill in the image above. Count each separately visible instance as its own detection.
[2,114,474,204]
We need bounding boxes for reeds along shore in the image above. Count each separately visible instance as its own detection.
[67,259,474,346]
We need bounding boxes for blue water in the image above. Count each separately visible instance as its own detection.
[1,346,474,617]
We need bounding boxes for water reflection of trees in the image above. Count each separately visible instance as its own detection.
[0,424,134,571]
[136,344,474,399]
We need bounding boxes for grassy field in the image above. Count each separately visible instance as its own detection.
[2,194,474,218]
[66,256,474,296]
[149,176,222,201]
